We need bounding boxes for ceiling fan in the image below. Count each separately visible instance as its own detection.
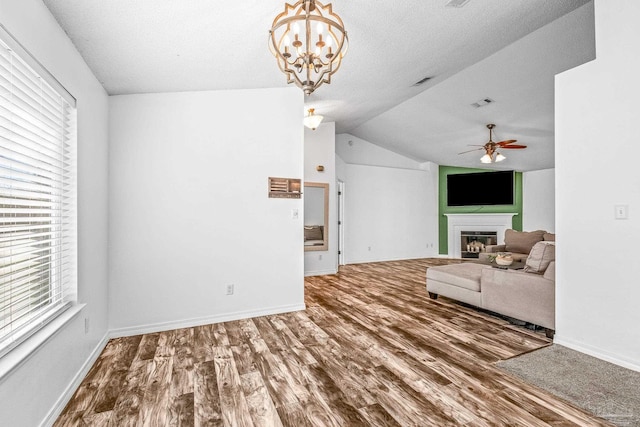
[459,124,527,163]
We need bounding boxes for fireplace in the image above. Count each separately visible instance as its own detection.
[460,231,497,258]
[445,213,517,258]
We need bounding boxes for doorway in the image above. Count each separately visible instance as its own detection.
[337,180,345,266]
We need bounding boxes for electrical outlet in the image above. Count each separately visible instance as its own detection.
[318,254,323,260]
[226,284,234,295]
[84,317,89,334]
[368,246,371,251]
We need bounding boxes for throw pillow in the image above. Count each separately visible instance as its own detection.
[543,233,556,242]
[524,241,556,274]
[504,229,545,254]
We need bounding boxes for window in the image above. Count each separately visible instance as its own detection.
[0,26,77,357]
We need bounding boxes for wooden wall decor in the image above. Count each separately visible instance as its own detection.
[268,177,302,198]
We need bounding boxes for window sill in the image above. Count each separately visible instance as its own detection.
[0,303,85,382]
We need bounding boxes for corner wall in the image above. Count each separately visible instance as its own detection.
[555,0,640,370]
[336,135,439,264]
[0,1,110,425]
[108,88,305,334]
[344,164,439,263]
[523,168,555,233]
[304,122,337,276]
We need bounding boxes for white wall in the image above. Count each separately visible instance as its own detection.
[555,0,640,371]
[0,1,110,425]
[108,88,305,334]
[344,164,439,264]
[336,135,439,264]
[304,122,337,276]
[523,168,555,232]
[336,154,347,182]
[336,133,423,169]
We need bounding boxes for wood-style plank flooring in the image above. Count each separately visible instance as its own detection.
[54,259,614,426]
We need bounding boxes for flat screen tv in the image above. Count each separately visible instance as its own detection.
[447,170,514,206]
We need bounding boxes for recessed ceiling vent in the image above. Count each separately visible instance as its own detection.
[413,76,433,87]
[445,0,472,8]
[471,97,494,108]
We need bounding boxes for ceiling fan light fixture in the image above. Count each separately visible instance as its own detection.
[269,0,349,96]
[459,124,526,163]
[303,108,324,130]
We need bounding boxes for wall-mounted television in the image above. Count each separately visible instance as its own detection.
[447,170,514,206]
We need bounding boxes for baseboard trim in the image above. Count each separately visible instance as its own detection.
[40,333,110,427]
[345,255,438,264]
[304,268,338,277]
[109,303,307,338]
[554,336,640,373]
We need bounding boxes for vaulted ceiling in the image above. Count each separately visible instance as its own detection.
[43,0,595,171]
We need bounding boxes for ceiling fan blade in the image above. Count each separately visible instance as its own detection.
[496,139,518,146]
[458,147,483,154]
[500,144,527,149]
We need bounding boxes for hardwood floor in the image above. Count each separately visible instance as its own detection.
[54,259,614,426]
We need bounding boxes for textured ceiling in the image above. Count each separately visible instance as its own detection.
[43,0,594,170]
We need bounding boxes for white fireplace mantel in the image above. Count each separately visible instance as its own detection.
[445,213,518,258]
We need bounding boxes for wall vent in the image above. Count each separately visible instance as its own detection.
[445,0,472,8]
[471,97,494,108]
[413,76,433,86]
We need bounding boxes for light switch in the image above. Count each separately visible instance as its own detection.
[614,205,628,220]
[291,208,299,219]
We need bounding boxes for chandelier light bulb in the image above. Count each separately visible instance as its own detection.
[495,152,506,162]
[480,154,492,164]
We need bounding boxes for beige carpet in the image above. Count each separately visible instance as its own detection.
[497,345,640,427]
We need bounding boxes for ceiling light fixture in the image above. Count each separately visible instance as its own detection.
[303,108,324,129]
[459,124,523,163]
[480,151,505,163]
[269,0,348,96]
[479,124,507,163]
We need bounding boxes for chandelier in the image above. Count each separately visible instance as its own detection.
[269,0,348,96]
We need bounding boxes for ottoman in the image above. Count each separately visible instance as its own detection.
[426,262,487,307]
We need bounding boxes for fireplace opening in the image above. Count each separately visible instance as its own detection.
[461,231,497,258]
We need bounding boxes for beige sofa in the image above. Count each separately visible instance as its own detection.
[427,241,556,338]
[483,229,555,261]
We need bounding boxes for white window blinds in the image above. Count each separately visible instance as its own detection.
[0,29,77,357]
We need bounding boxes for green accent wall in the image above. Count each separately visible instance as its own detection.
[438,166,523,255]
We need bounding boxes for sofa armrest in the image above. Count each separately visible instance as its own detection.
[485,244,506,253]
[481,267,555,329]
[543,261,555,281]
